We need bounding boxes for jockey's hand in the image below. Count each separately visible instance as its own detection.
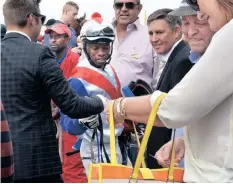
[155,137,185,168]
[79,115,99,129]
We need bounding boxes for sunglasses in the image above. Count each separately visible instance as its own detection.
[85,27,115,37]
[114,2,139,10]
[186,0,200,11]
[27,12,46,25]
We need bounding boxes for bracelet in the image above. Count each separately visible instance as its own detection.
[119,98,127,119]
[114,98,126,121]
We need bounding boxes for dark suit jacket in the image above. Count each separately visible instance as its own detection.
[146,40,194,169]
[1,33,103,180]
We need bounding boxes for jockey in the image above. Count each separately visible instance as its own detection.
[60,20,123,175]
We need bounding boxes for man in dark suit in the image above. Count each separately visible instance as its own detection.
[147,8,194,169]
[1,0,106,182]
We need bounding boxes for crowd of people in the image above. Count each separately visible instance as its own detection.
[1,0,233,183]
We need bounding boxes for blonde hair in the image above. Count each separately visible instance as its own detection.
[216,0,233,20]
[62,1,79,13]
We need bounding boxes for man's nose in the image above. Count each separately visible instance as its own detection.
[98,49,106,56]
[121,4,129,11]
[151,34,159,42]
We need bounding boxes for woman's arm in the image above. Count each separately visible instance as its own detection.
[107,22,233,129]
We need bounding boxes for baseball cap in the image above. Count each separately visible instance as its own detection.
[169,0,197,17]
[45,23,71,38]
[91,12,103,24]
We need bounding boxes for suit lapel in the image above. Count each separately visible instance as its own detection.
[156,40,186,90]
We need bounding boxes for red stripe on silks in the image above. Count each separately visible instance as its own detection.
[1,142,13,157]
[1,121,10,132]
[72,67,121,99]
[110,65,122,97]
[1,164,14,178]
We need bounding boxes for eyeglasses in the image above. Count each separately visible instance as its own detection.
[85,27,115,37]
[186,0,200,11]
[114,2,139,10]
[27,12,46,25]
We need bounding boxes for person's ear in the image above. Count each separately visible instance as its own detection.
[138,4,143,12]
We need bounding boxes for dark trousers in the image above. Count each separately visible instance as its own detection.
[118,133,138,167]
[146,127,172,169]
[14,174,63,183]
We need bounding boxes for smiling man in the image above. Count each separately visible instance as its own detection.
[146,8,194,169]
[110,0,157,166]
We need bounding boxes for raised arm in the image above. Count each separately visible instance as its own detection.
[39,47,104,119]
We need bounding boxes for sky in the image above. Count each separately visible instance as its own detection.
[0,0,181,25]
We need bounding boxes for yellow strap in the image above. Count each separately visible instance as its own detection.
[139,168,154,180]
[109,101,117,164]
[132,122,147,168]
[98,164,103,183]
[131,93,167,180]
[88,163,93,183]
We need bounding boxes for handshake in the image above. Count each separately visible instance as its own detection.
[96,94,125,128]
[81,95,125,129]
[79,95,108,130]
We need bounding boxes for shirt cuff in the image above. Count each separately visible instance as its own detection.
[150,90,163,107]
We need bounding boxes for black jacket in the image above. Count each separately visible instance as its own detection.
[147,40,194,169]
[1,33,103,180]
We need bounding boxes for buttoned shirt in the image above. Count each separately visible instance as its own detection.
[111,19,157,88]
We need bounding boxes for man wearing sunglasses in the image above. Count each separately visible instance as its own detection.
[111,0,156,89]
[111,0,157,166]
[2,0,106,182]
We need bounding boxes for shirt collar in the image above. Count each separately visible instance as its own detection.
[56,48,69,65]
[112,18,141,31]
[6,30,31,41]
[159,39,182,62]
[189,51,201,64]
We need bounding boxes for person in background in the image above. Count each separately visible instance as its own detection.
[43,1,79,48]
[104,0,233,181]
[111,0,156,88]
[111,0,157,166]
[1,0,106,182]
[60,20,123,175]
[1,102,14,183]
[37,19,56,43]
[46,23,86,183]
[155,0,215,168]
[146,8,194,169]
[46,23,79,78]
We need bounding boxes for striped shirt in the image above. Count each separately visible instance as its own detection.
[1,102,14,182]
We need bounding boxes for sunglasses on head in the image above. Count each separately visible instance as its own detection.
[86,27,115,37]
[27,12,46,25]
[114,2,139,10]
[186,0,200,11]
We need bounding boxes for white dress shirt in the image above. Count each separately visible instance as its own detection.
[151,39,182,90]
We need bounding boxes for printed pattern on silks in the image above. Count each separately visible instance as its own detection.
[60,58,123,175]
